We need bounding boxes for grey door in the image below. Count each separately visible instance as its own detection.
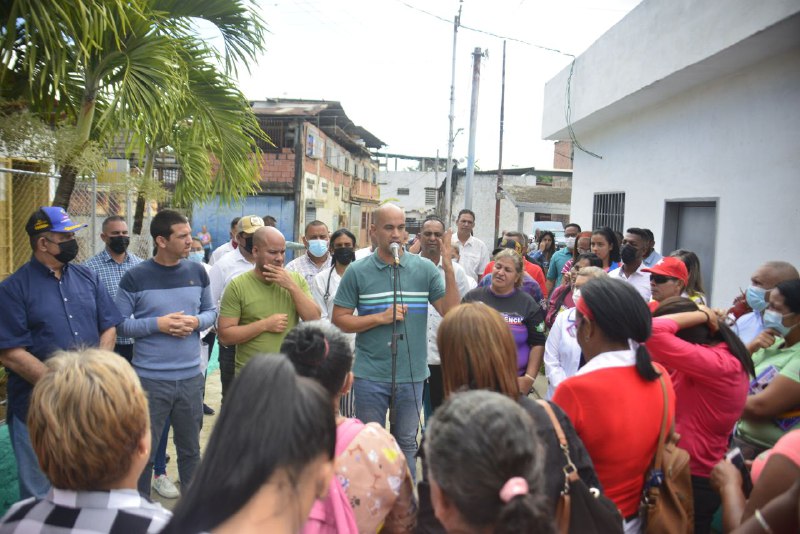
[663,201,717,303]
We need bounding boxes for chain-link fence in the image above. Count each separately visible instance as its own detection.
[0,162,162,281]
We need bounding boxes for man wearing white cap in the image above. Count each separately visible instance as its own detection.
[209,214,265,401]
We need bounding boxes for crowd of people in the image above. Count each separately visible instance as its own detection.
[0,204,798,533]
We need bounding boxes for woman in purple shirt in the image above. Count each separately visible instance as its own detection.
[463,249,546,395]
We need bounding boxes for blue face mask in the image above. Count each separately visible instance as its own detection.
[762,310,797,337]
[745,285,768,312]
[188,251,205,263]
[307,239,329,258]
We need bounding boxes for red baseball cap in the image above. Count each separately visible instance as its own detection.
[643,257,688,285]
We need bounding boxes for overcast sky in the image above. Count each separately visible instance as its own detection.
[231,0,642,171]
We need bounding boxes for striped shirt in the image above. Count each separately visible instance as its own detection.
[0,488,171,533]
[334,252,444,382]
[84,250,143,345]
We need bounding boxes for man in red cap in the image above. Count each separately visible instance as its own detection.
[643,256,689,312]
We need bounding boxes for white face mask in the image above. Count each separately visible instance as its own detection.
[565,236,576,250]
[573,288,582,303]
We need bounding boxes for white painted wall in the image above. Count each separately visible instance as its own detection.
[567,47,800,306]
[449,175,538,248]
[378,171,440,216]
[542,0,800,139]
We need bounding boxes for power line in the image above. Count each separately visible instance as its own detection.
[394,0,575,57]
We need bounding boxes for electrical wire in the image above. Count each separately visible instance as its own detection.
[394,0,575,57]
[564,59,602,159]
[394,0,601,159]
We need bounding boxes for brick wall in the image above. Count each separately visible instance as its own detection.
[259,148,295,185]
[553,140,573,170]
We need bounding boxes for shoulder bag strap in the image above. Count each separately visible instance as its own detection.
[653,376,669,471]
[536,400,574,534]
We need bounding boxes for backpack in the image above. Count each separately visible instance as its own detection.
[302,418,364,534]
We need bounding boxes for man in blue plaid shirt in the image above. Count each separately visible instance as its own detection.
[84,216,144,362]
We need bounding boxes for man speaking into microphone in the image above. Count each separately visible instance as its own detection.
[333,203,460,476]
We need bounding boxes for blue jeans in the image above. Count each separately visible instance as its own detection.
[8,414,50,499]
[137,374,204,497]
[153,418,170,477]
[354,378,423,479]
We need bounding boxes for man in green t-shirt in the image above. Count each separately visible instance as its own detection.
[332,203,461,476]
[217,226,320,371]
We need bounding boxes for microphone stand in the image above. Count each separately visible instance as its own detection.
[389,251,403,428]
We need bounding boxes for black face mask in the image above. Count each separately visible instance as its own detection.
[243,236,254,254]
[620,244,638,265]
[49,238,79,264]
[108,236,130,254]
[332,247,356,265]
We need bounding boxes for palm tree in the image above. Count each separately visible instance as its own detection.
[1,0,268,210]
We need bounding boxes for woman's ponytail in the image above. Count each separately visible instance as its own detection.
[495,492,555,534]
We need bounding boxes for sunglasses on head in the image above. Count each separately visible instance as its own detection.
[651,274,678,285]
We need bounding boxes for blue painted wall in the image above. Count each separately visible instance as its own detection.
[192,195,297,262]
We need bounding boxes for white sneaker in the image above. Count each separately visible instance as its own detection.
[152,474,180,499]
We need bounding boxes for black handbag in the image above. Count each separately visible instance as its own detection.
[536,400,624,534]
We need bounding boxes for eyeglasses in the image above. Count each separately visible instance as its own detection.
[651,274,678,285]
[421,231,443,238]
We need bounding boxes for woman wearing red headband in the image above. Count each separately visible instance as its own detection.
[553,277,675,533]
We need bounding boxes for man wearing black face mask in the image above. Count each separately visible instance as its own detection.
[208,214,264,401]
[608,227,651,301]
[0,206,122,500]
[85,216,144,362]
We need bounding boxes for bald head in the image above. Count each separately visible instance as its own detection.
[252,226,286,267]
[373,203,404,227]
[253,226,284,246]
[753,261,800,289]
[370,203,406,258]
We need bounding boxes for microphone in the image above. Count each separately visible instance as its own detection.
[390,242,401,265]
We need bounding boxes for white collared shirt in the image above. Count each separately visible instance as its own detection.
[424,256,474,365]
[424,252,477,365]
[209,247,253,310]
[209,240,235,266]
[453,234,491,281]
[576,348,637,377]
[544,307,582,399]
[609,263,651,301]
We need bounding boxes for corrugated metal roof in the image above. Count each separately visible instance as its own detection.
[250,98,385,149]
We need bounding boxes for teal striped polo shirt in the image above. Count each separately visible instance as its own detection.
[334,251,445,382]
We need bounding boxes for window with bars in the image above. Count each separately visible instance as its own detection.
[592,192,626,233]
[424,188,437,205]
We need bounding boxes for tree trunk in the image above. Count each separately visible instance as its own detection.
[52,84,97,209]
[133,147,156,235]
[133,193,146,235]
[52,163,77,208]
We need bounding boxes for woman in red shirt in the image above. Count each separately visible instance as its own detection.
[649,297,754,534]
[553,277,675,533]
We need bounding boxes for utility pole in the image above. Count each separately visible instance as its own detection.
[464,47,484,211]
[443,2,462,227]
[494,41,507,241]
[434,149,439,208]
